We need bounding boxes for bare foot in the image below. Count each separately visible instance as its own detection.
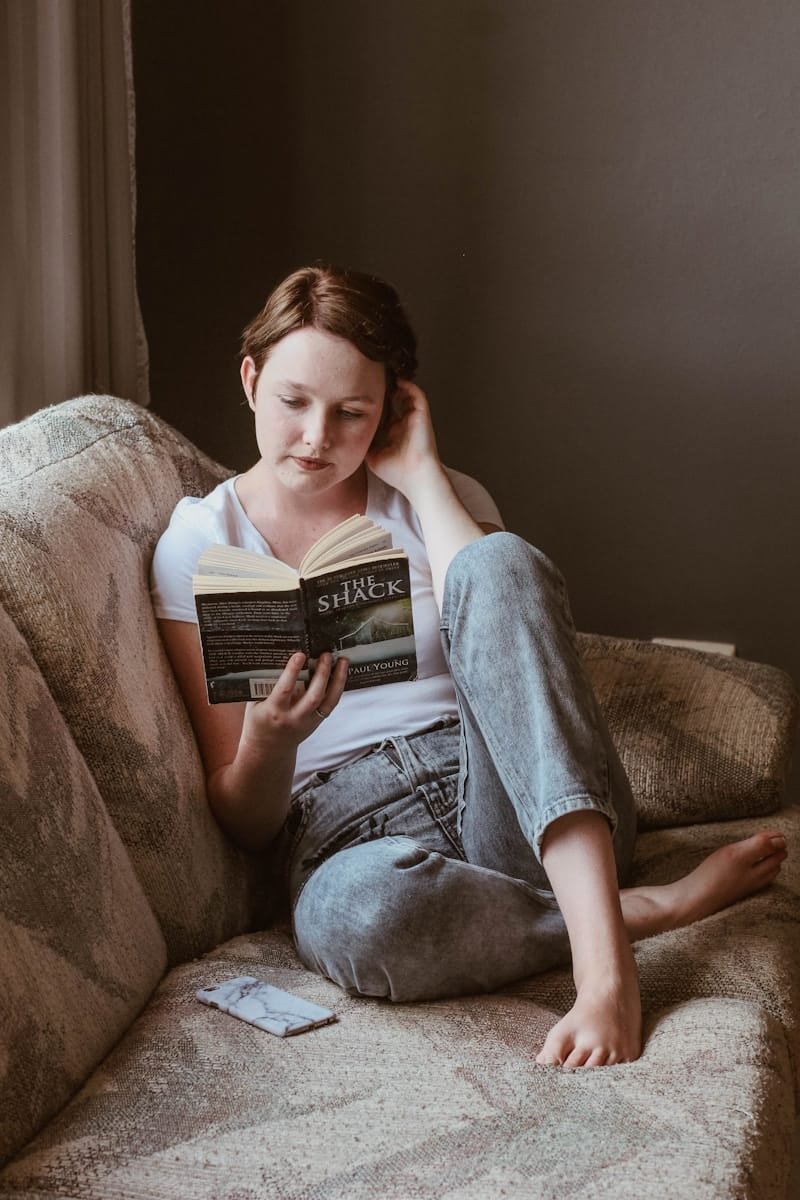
[536,941,642,1069]
[535,831,787,1069]
[620,830,788,940]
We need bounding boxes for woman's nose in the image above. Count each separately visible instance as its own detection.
[303,411,332,451]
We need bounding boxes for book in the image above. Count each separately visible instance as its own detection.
[192,515,417,703]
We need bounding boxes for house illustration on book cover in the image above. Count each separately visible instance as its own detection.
[310,595,417,687]
[335,606,414,650]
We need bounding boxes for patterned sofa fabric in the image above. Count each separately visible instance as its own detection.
[5,807,800,1199]
[0,397,272,966]
[0,601,167,1167]
[578,633,798,829]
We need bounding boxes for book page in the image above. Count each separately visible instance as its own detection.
[300,516,391,575]
[196,544,297,584]
[193,576,301,594]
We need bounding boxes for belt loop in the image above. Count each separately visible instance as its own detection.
[380,733,423,790]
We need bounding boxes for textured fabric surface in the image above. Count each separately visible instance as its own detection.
[2,809,798,1200]
[0,396,272,963]
[578,633,798,829]
[0,600,166,1167]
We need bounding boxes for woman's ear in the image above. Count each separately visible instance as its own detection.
[240,357,258,410]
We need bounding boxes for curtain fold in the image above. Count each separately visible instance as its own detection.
[0,0,149,428]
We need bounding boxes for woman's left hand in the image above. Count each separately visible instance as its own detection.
[366,380,442,496]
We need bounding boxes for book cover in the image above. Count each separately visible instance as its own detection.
[303,556,416,692]
[192,519,417,703]
[194,588,309,704]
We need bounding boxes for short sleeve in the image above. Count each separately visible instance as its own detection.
[150,499,220,623]
[444,467,504,529]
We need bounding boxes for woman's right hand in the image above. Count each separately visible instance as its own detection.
[158,620,345,851]
[240,651,349,753]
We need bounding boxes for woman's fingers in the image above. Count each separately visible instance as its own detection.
[304,653,349,717]
[250,651,349,731]
[324,654,350,708]
[267,651,310,706]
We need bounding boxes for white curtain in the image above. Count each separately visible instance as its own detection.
[0,0,149,427]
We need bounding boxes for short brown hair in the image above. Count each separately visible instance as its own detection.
[240,265,418,398]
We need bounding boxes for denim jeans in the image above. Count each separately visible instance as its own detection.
[284,533,637,1002]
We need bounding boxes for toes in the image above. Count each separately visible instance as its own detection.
[581,1047,609,1069]
[563,1046,592,1069]
[751,832,786,862]
[536,1025,571,1067]
[535,1037,564,1067]
[753,849,787,880]
[535,1049,563,1067]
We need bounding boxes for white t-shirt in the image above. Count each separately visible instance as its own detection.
[151,468,503,793]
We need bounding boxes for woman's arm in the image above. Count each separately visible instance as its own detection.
[158,619,348,852]
[367,382,500,607]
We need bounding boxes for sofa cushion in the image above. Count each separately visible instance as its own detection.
[5,1000,791,1200]
[3,800,799,1200]
[0,396,272,965]
[578,633,798,829]
[0,602,167,1167]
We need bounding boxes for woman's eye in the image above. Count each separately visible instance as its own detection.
[339,409,365,421]
[279,396,304,409]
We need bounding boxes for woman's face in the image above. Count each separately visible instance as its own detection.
[242,327,386,500]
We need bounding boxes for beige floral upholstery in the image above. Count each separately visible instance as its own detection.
[0,397,272,967]
[0,600,166,1165]
[578,633,797,829]
[3,811,799,1199]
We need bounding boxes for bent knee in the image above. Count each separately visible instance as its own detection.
[292,837,450,1001]
[448,532,565,602]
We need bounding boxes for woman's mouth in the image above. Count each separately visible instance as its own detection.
[293,456,331,471]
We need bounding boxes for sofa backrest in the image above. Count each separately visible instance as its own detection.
[0,396,272,967]
[0,598,167,1165]
[578,633,798,828]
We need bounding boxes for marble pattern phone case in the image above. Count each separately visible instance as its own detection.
[196,976,337,1037]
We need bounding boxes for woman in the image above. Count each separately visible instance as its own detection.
[151,264,787,1068]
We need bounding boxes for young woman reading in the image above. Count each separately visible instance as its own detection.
[151,265,787,1068]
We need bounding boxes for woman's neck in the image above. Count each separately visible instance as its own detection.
[235,464,369,566]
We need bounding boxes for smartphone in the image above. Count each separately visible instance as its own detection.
[196,976,337,1037]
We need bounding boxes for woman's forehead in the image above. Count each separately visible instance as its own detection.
[261,328,386,395]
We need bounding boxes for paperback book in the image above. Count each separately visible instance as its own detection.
[192,515,417,703]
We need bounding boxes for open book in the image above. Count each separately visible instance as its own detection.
[192,515,417,703]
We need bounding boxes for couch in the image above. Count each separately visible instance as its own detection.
[1,395,798,1200]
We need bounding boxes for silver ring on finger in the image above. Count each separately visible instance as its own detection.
[315,707,330,720]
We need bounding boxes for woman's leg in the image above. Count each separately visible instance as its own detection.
[292,835,572,1001]
[286,722,575,1000]
[439,532,637,886]
[439,534,787,1065]
[438,534,643,1062]
[536,812,787,1065]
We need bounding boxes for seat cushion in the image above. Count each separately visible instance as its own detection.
[0,602,166,1167]
[3,809,798,1199]
[0,396,272,965]
[578,633,798,829]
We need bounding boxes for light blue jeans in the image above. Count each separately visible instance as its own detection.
[282,533,637,1001]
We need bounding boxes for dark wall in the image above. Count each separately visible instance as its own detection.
[134,0,800,688]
